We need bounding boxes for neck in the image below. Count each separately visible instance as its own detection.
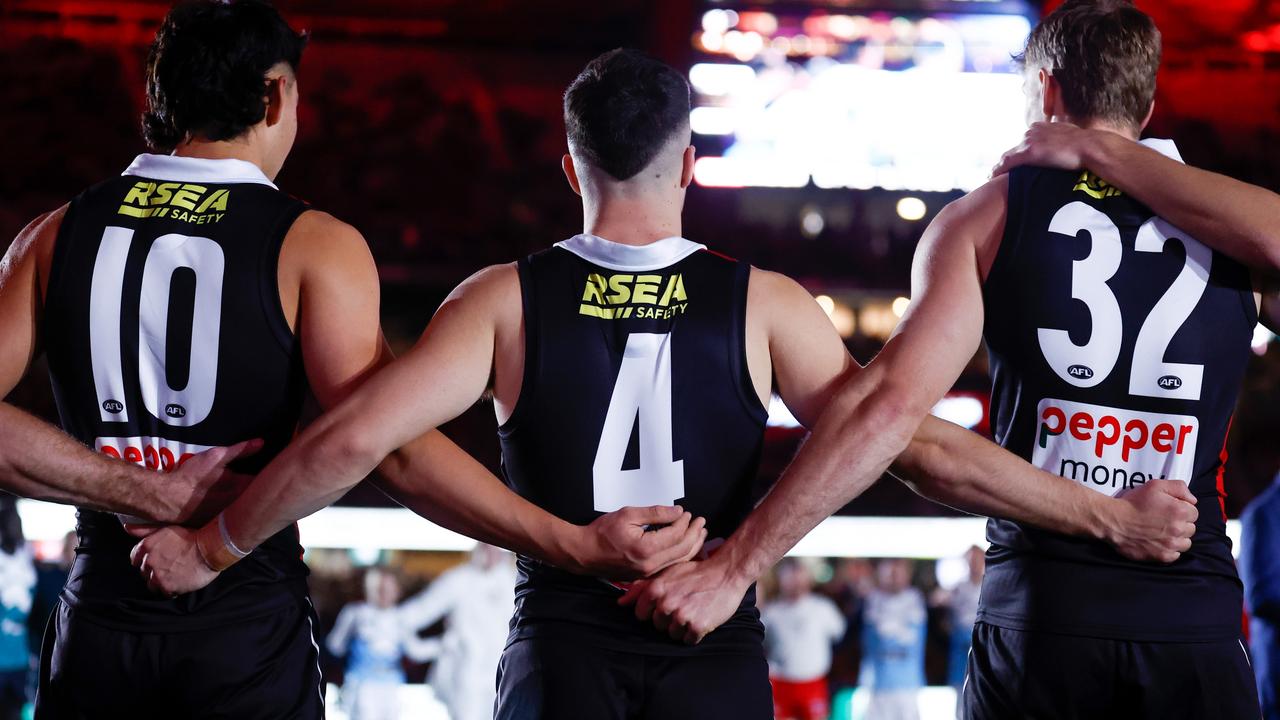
[173,138,271,176]
[1061,115,1141,141]
[583,193,683,247]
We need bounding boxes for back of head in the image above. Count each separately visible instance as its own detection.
[143,0,307,151]
[563,48,691,182]
[1019,0,1161,130]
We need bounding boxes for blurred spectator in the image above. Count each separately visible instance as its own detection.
[399,544,515,720]
[862,559,926,720]
[28,530,75,658]
[762,558,846,720]
[826,557,874,701]
[1242,473,1280,719]
[327,566,437,720]
[0,498,34,720]
[941,547,984,696]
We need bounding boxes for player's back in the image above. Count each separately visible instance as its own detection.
[44,154,311,630]
[981,139,1254,642]
[499,234,768,654]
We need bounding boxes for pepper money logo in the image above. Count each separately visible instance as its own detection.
[579,272,689,320]
[1033,398,1198,496]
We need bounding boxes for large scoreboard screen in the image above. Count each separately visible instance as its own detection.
[690,1,1037,191]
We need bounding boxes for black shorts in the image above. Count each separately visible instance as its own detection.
[962,622,1261,720]
[496,635,772,720]
[35,597,324,720]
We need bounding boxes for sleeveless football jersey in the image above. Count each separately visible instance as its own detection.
[44,154,311,631]
[979,139,1254,642]
[499,234,768,655]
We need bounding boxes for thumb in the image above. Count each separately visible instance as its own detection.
[1158,480,1197,505]
[627,505,684,526]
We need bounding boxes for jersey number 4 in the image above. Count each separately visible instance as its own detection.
[592,333,686,512]
[88,227,225,427]
[1037,202,1211,402]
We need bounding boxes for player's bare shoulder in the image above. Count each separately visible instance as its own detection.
[4,204,68,292]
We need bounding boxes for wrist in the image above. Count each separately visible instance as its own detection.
[1088,493,1127,545]
[195,513,250,572]
[709,538,763,590]
[1082,130,1124,178]
[550,521,592,574]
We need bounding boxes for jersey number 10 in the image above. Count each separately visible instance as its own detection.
[592,333,686,512]
[88,226,225,427]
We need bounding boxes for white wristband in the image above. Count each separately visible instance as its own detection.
[218,513,251,559]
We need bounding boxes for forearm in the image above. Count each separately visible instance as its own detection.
[218,413,384,552]
[715,378,924,585]
[375,431,587,572]
[891,416,1113,540]
[0,403,182,520]
[1086,132,1280,271]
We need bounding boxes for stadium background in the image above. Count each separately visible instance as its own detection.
[4,0,1280,717]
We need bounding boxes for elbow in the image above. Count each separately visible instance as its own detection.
[858,385,931,457]
[312,422,386,487]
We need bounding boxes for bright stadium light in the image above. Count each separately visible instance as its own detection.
[815,294,835,316]
[897,196,927,221]
[891,296,910,317]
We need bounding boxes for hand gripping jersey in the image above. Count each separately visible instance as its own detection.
[980,139,1254,642]
[499,234,768,655]
[43,154,311,631]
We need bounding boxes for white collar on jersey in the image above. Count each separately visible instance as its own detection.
[555,234,707,271]
[122,154,277,189]
[1139,137,1184,163]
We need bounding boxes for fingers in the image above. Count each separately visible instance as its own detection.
[220,438,265,465]
[633,587,658,623]
[626,504,684,527]
[1160,479,1198,505]
[618,580,645,607]
[644,517,707,574]
[130,538,149,571]
[122,523,160,539]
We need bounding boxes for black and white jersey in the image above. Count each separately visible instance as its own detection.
[499,235,768,655]
[980,139,1254,642]
[44,154,311,631]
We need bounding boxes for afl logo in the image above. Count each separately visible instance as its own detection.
[102,400,123,414]
[165,404,187,419]
[1158,375,1183,390]
[1067,365,1094,380]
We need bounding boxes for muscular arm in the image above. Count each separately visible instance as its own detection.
[707,182,1006,589]
[137,259,701,593]
[629,177,1195,643]
[995,122,1280,273]
[0,209,251,522]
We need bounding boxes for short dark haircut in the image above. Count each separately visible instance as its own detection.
[564,48,691,181]
[143,0,307,151]
[1018,0,1161,130]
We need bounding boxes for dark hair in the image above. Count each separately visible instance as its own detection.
[1017,0,1160,130]
[0,496,24,556]
[564,48,691,181]
[143,0,307,150]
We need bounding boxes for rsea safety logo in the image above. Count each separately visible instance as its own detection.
[579,272,689,320]
[1073,171,1123,200]
[1032,398,1198,496]
[117,181,230,225]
